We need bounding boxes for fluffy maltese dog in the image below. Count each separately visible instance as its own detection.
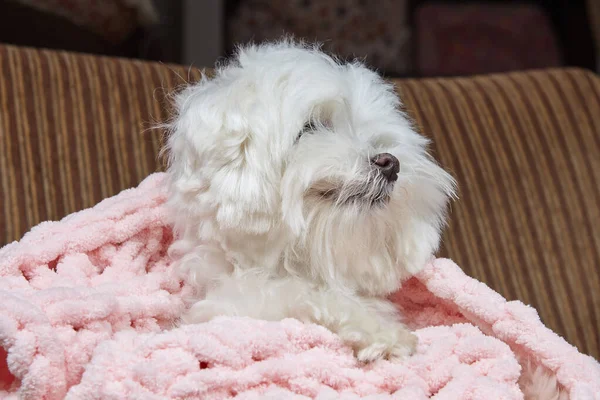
[164,40,456,362]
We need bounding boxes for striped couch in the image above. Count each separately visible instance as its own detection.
[1,44,598,360]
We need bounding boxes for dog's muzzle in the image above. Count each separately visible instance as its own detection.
[311,153,400,207]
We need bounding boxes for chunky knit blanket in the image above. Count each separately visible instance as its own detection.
[1,173,598,399]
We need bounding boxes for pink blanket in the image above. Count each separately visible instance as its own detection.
[1,173,598,399]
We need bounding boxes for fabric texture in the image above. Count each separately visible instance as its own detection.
[1,173,598,399]
[0,44,598,360]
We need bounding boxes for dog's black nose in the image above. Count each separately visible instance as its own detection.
[371,153,400,182]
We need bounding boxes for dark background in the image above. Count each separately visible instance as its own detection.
[0,0,597,77]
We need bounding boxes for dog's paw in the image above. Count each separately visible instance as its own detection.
[357,329,417,362]
[340,325,418,363]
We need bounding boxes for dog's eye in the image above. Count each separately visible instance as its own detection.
[296,121,314,141]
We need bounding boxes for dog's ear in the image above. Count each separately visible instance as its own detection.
[165,75,281,236]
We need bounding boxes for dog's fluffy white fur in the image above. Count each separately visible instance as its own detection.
[164,40,456,361]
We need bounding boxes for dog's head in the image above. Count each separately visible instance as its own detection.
[166,40,456,295]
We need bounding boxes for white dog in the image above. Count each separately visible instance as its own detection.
[164,40,456,362]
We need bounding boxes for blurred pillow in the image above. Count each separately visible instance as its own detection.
[415,2,562,76]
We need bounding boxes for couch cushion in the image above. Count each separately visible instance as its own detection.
[0,44,598,359]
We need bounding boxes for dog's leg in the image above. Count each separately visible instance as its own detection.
[181,272,416,362]
[293,289,417,362]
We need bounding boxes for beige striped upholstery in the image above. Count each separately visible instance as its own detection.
[0,44,200,241]
[0,44,598,359]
